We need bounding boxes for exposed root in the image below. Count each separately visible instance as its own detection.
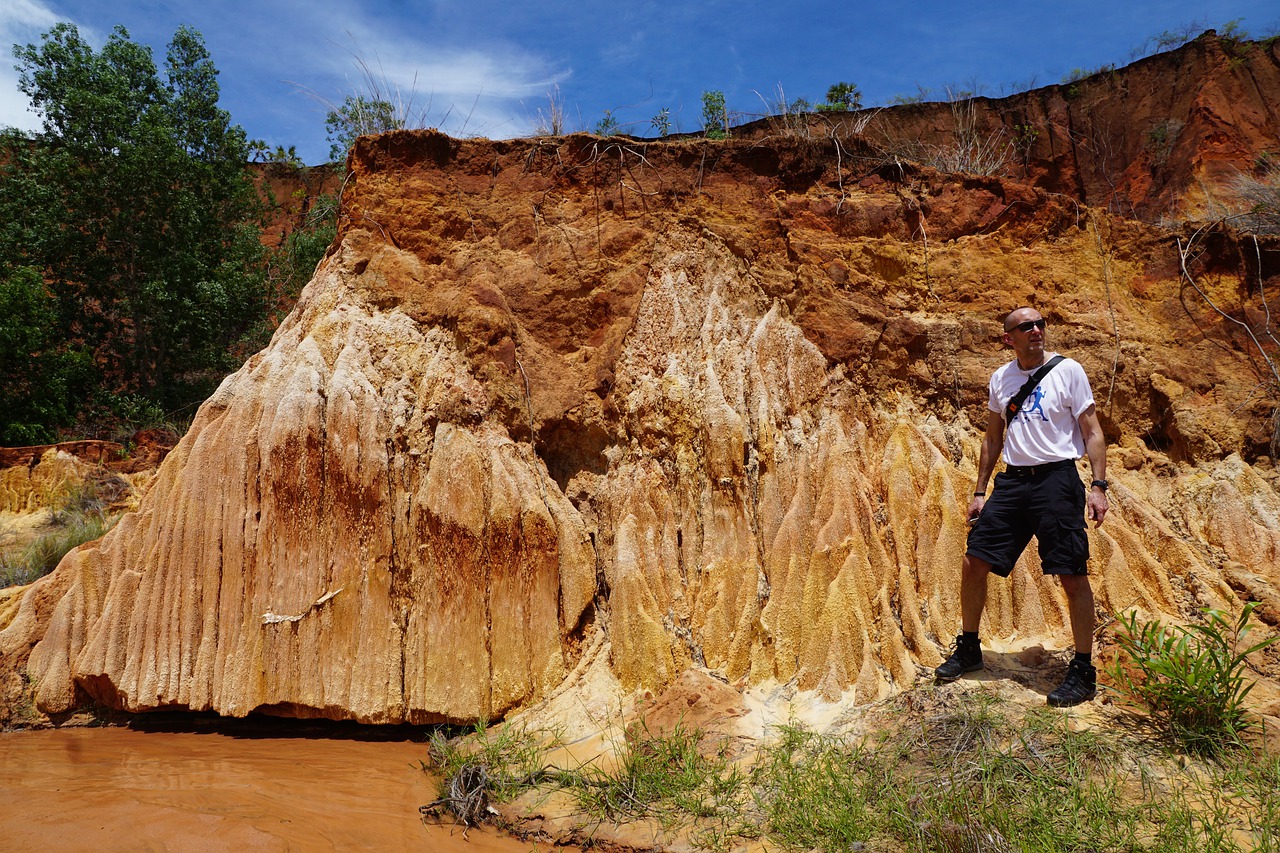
[419,762,498,828]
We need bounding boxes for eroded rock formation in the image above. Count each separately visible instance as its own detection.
[3,34,1280,726]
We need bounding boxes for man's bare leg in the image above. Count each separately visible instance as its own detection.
[960,553,992,633]
[937,554,992,680]
[1058,574,1095,655]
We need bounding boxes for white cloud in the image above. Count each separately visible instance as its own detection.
[0,0,61,31]
[299,20,568,139]
[0,0,63,131]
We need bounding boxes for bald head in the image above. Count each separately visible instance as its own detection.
[1004,307,1041,332]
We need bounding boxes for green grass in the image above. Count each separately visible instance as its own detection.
[0,480,117,588]
[422,688,1280,852]
[426,720,556,803]
[569,720,744,829]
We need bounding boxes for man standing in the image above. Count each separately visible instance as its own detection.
[936,307,1109,707]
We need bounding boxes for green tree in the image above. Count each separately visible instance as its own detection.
[701,90,727,139]
[818,82,862,112]
[325,95,400,162]
[248,140,304,166]
[594,109,619,137]
[0,23,267,436]
[0,267,92,444]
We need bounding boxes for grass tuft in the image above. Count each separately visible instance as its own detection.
[565,719,747,838]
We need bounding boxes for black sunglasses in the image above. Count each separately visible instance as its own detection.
[1009,319,1047,333]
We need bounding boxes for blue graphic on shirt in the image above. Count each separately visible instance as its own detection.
[1019,387,1049,422]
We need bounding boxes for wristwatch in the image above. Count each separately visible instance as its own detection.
[1090,479,1109,491]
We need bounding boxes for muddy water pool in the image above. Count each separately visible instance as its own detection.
[0,719,549,852]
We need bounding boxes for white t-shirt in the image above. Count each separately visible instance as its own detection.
[987,354,1095,467]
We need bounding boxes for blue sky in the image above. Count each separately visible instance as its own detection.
[2,1,1277,165]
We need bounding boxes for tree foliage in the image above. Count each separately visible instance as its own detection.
[0,267,92,444]
[0,23,269,440]
[818,82,862,112]
[701,90,727,139]
[325,95,400,162]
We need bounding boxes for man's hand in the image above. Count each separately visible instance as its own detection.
[968,495,985,525]
[1086,489,1108,527]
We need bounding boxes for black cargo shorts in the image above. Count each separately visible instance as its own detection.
[966,460,1089,577]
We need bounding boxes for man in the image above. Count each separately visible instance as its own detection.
[936,307,1109,707]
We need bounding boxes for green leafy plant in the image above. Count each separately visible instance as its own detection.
[426,720,554,804]
[817,81,862,112]
[750,724,881,850]
[594,109,619,137]
[2,23,269,430]
[1062,63,1115,85]
[650,107,671,137]
[891,88,929,105]
[421,720,567,827]
[701,90,727,139]
[248,140,304,166]
[1153,21,1208,52]
[1145,118,1184,167]
[1013,122,1040,150]
[325,95,400,161]
[0,266,94,444]
[1219,18,1250,57]
[410,689,1280,850]
[1110,604,1279,755]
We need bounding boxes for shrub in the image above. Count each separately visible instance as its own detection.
[818,81,862,112]
[750,724,880,850]
[650,107,671,137]
[4,24,270,420]
[594,109,619,137]
[1231,160,1280,235]
[426,720,552,805]
[572,721,739,824]
[1110,604,1279,755]
[412,692,1280,849]
[421,720,566,827]
[0,266,94,444]
[701,90,727,139]
[1146,119,1184,166]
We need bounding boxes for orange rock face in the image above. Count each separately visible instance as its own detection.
[3,36,1280,725]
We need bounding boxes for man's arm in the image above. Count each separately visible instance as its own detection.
[1078,404,1109,527]
[969,411,1005,523]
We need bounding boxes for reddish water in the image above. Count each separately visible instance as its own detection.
[0,720,544,853]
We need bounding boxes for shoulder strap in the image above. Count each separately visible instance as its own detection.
[1004,355,1065,422]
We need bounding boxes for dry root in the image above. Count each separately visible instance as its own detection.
[419,762,499,828]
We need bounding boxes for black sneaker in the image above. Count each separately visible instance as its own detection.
[935,635,983,681]
[1047,659,1097,707]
